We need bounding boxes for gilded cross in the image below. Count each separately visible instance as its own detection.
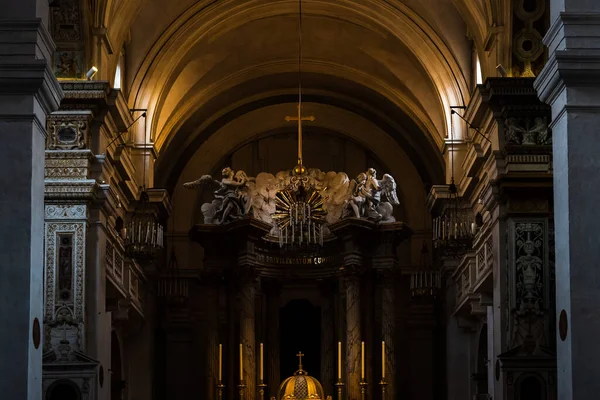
[296,351,305,369]
[285,104,315,168]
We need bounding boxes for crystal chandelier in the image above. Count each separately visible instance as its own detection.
[410,241,441,297]
[431,109,475,258]
[158,249,188,305]
[125,189,164,261]
[431,181,475,257]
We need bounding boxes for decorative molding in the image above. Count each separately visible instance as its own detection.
[45,204,87,220]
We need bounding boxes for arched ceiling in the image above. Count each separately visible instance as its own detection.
[96,0,504,193]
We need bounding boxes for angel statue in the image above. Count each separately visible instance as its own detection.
[183,167,252,224]
[345,172,367,218]
[364,168,400,222]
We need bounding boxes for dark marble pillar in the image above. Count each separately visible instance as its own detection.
[345,273,362,400]
[380,271,396,400]
[320,282,335,395]
[266,283,281,397]
[535,5,600,399]
[0,3,61,398]
[239,271,257,398]
[206,283,220,400]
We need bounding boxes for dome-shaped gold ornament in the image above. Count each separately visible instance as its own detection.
[278,352,325,400]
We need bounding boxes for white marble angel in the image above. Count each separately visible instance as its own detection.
[183,167,252,224]
[347,168,399,222]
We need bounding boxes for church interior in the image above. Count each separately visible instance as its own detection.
[1,0,599,399]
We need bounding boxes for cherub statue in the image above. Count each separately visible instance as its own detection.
[184,167,252,224]
[342,168,399,222]
[344,172,367,218]
[363,168,400,221]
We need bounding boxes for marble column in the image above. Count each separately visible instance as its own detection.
[266,284,281,397]
[320,282,335,395]
[206,284,220,400]
[345,273,361,400]
[239,272,257,399]
[0,2,62,398]
[534,5,600,399]
[379,271,396,400]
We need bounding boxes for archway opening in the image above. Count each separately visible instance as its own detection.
[46,379,81,400]
[279,299,322,380]
[518,376,544,400]
[111,331,124,400]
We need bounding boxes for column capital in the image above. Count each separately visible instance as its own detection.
[535,12,600,104]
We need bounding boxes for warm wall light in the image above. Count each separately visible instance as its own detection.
[496,64,508,77]
[86,66,98,80]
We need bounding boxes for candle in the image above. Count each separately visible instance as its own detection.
[219,344,223,381]
[382,341,386,379]
[260,343,264,381]
[239,343,243,381]
[338,341,342,380]
[361,341,365,380]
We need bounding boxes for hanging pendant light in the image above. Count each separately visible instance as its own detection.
[273,0,327,249]
[431,109,475,258]
[125,189,164,261]
[124,113,165,262]
[158,249,188,305]
[411,243,441,298]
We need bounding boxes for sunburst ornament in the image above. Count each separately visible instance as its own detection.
[272,183,326,247]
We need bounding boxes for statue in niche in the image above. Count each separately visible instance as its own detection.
[184,167,252,224]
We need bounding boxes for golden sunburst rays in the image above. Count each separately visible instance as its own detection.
[273,185,326,247]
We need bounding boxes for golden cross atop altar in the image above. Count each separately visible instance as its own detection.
[285,104,315,173]
[296,351,305,369]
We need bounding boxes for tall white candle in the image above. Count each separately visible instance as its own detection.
[338,341,342,380]
[218,344,222,381]
[239,343,243,381]
[260,343,264,381]
[361,341,365,380]
[382,341,386,379]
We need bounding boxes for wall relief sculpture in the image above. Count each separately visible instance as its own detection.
[505,117,551,145]
[510,221,548,352]
[184,167,400,229]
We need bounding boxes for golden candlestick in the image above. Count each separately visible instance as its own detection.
[217,380,225,400]
[335,380,345,400]
[360,381,368,400]
[238,381,246,400]
[379,378,388,400]
[258,381,268,400]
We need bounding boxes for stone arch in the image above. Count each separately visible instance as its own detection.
[515,373,546,400]
[125,0,470,146]
[46,379,81,400]
[111,330,125,400]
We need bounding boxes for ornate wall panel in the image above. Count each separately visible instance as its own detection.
[508,219,550,350]
[44,204,87,353]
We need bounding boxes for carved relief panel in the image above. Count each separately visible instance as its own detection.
[44,204,87,355]
[508,219,551,351]
[46,112,91,150]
